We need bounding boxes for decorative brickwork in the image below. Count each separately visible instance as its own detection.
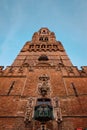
[0,28,87,130]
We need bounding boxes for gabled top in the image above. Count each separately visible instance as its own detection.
[32,27,56,43]
[21,27,64,52]
[39,28,50,35]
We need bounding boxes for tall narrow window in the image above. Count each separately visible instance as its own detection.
[45,37,48,41]
[39,37,48,42]
[7,81,15,95]
[39,37,43,41]
[71,83,78,97]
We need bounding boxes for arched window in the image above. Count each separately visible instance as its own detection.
[45,37,48,41]
[41,44,46,48]
[39,37,43,41]
[39,37,48,42]
[42,30,46,34]
[38,55,49,61]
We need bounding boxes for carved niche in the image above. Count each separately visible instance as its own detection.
[24,98,34,126]
[38,74,51,97]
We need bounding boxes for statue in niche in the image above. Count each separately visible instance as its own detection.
[53,97,62,124]
[56,109,62,124]
[38,74,51,97]
[24,98,33,124]
[38,81,50,97]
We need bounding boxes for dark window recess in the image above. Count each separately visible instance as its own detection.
[39,37,48,42]
[45,37,48,41]
[47,45,51,48]
[53,45,58,49]
[39,37,43,41]
[41,44,46,48]
[29,45,34,48]
[38,55,49,61]
[71,83,78,97]
[36,45,40,48]
[33,98,54,122]
[37,98,51,106]
[7,81,15,95]
[42,30,46,34]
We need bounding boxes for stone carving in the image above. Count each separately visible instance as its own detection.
[53,97,62,124]
[39,74,50,81]
[54,97,59,108]
[38,82,50,97]
[56,108,62,124]
[38,74,51,97]
[24,98,33,124]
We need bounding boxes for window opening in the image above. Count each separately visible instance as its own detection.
[7,81,15,95]
[45,37,48,41]
[47,45,51,48]
[29,44,34,49]
[39,37,48,42]
[33,98,54,122]
[38,55,49,61]
[71,83,78,97]
[39,37,43,41]
[36,45,40,48]
[41,44,46,48]
[43,30,46,34]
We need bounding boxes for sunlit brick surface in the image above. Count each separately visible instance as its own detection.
[0,28,87,130]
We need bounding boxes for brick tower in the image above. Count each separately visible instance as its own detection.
[0,28,87,130]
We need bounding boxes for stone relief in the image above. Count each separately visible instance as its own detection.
[38,74,51,97]
[53,97,62,124]
[24,98,34,125]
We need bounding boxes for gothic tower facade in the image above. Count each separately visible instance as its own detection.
[0,28,87,130]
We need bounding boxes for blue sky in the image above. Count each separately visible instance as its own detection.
[0,0,87,68]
